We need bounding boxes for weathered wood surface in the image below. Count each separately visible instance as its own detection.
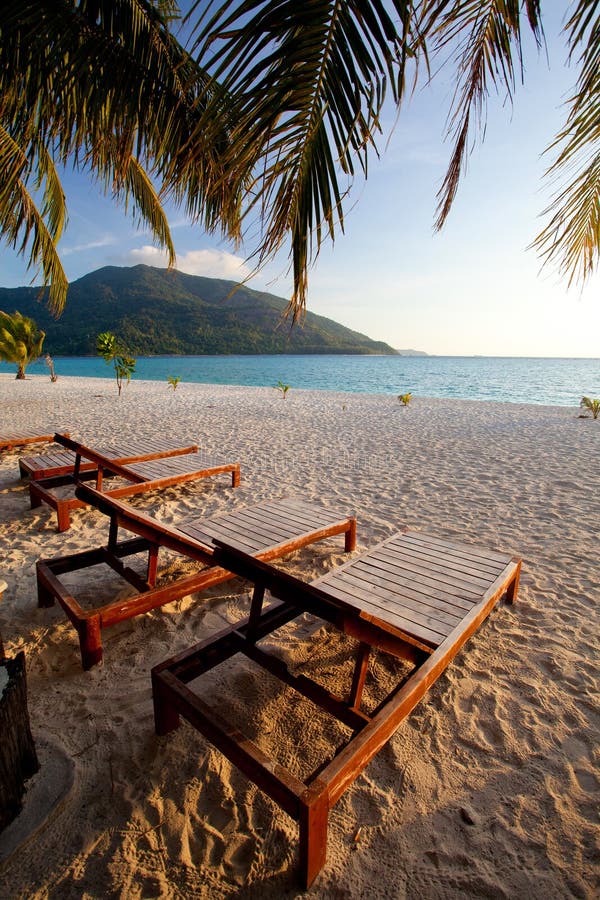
[312,531,517,649]
[28,435,240,531]
[152,530,521,887]
[19,435,198,479]
[0,430,69,452]
[36,487,356,669]
[0,653,39,833]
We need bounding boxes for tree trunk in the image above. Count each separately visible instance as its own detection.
[15,365,26,379]
[0,652,39,832]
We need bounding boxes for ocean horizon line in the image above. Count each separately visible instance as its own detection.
[37,352,600,360]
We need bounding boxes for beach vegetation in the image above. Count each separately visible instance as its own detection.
[1,3,598,316]
[45,353,58,382]
[0,311,45,379]
[275,380,291,400]
[580,396,600,419]
[398,393,412,406]
[167,375,181,390]
[96,332,136,396]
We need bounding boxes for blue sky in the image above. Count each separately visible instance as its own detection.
[1,5,598,357]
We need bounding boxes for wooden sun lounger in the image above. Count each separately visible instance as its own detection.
[28,434,241,531]
[152,530,521,887]
[36,484,356,669]
[0,429,70,452]
[19,435,198,480]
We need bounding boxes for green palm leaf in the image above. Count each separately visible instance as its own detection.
[0,0,241,311]
[420,0,543,230]
[0,125,69,314]
[532,0,600,286]
[186,0,419,315]
[0,310,46,378]
[1,0,598,322]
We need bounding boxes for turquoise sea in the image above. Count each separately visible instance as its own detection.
[2,355,599,407]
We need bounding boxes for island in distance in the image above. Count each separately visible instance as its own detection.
[0,265,427,357]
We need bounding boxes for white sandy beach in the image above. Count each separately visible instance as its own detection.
[0,373,598,899]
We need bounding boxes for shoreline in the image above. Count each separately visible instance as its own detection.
[0,371,591,412]
[0,378,598,898]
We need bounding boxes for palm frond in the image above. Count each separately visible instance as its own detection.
[420,0,542,230]
[120,155,177,267]
[33,140,67,244]
[532,0,600,286]
[0,0,243,304]
[187,0,420,314]
[0,123,69,314]
[0,122,28,209]
[533,157,600,288]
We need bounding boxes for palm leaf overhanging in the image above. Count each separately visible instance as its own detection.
[418,0,544,230]
[0,1,598,320]
[0,0,240,313]
[532,0,600,287]
[0,124,69,313]
[185,0,421,316]
[183,0,599,312]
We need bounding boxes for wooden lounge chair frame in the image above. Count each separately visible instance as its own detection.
[37,484,357,669]
[18,435,199,480]
[29,434,240,531]
[152,532,521,887]
[0,430,70,452]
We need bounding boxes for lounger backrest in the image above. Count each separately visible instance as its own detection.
[55,433,146,483]
[74,483,213,562]
[211,540,360,626]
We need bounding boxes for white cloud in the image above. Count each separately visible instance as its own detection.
[62,236,116,256]
[127,245,251,280]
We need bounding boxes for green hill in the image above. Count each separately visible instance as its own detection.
[0,265,399,356]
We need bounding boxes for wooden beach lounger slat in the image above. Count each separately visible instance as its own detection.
[152,530,521,887]
[18,435,198,479]
[0,429,70,452]
[36,485,357,669]
[28,434,240,531]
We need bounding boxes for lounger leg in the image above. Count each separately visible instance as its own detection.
[146,544,159,587]
[152,671,180,735]
[300,789,329,888]
[506,563,521,604]
[349,642,371,710]
[57,505,71,532]
[345,519,357,552]
[37,577,55,608]
[38,581,54,609]
[29,486,42,509]
[232,466,241,487]
[299,788,329,888]
[78,616,103,670]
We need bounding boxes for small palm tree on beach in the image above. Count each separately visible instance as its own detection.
[0,310,45,379]
[275,380,291,400]
[97,332,136,397]
[580,396,600,419]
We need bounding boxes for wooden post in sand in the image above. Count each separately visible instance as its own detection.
[0,608,40,832]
